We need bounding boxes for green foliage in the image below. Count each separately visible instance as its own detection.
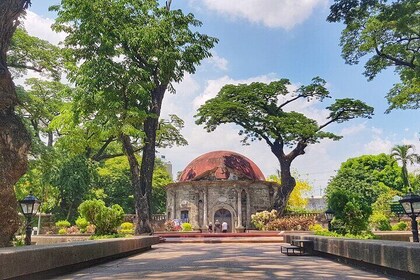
[309,224,327,232]
[8,27,63,80]
[181,222,193,232]
[89,233,127,240]
[314,230,377,240]
[391,144,420,192]
[55,220,71,229]
[119,222,134,234]
[58,228,67,235]
[78,199,125,235]
[94,157,172,214]
[51,155,97,222]
[328,188,371,235]
[369,212,391,231]
[251,210,278,230]
[327,153,409,235]
[75,217,89,233]
[327,0,420,112]
[392,222,408,231]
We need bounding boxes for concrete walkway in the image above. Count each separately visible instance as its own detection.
[54,243,398,280]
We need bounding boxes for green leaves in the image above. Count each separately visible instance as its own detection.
[196,78,372,149]
[8,27,63,80]
[328,0,420,111]
[326,98,374,123]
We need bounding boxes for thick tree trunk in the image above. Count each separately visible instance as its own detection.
[136,85,166,234]
[273,159,296,215]
[0,0,31,247]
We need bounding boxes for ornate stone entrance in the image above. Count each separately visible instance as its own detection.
[214,209,232,232]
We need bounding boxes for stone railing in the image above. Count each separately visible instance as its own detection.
[284,233,420,277]
[0,236,159,279]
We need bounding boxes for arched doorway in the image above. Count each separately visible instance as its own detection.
[214,209,232,232]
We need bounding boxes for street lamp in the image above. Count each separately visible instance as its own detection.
[399,191,420,242]
[324,208,334,232]
[19,192,41,245]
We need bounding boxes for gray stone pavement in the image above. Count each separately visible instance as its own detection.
[54,243,399,280]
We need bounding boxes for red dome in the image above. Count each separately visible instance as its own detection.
[179,151,265,182]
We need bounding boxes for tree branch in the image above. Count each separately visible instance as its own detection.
[375,46,416,69]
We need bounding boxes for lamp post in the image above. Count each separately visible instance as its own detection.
[399,191,420,242]
[19,192,41,245]
[325,208,334,232]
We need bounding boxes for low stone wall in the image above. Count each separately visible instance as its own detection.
[284,234,420,276]
[32,234,92,244]
[0,236,159,279]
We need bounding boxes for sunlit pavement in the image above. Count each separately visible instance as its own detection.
[54,243,398,280]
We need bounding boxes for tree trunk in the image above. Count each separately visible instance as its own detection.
[0,0,31,247]
[136,85,167,234]
[273,158,296,215]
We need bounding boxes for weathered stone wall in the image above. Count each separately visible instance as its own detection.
[284,233,420,275]
[166,181,276,231]
[0,236,159,279]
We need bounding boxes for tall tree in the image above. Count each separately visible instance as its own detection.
[196,78,374,214]
[390,144,419,191]
[0,0,31,247]
[328,0,419,112]
[51,0,217,233]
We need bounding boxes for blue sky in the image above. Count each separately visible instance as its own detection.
[25,0,419,196]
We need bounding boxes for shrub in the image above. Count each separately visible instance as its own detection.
[181,222,192,232]
[86,224,96,234]
[119,222,135,235]
[55,220,71,229]
[309,223,326,232]
[75,217,89,233]
[164,220,180,231]
[78,199,125,235]
[251,210,278,230]
[369,212,391,231]
[265,216,316,231]
[66,226,80,234]
[392,221,408,231]
[58,228,67,235]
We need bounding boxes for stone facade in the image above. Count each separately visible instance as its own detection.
[165,151,279,232]
[166,181,277,232]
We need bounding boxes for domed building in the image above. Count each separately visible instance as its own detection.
[166,151,278,232]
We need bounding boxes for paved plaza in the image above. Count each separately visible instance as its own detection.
[54,243,398,280]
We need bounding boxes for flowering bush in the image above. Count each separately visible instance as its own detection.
[164,220,181,231]
[66,226,80,234]
[251,210,278,230]
[265,216,316,231]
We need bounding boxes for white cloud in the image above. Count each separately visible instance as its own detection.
[199,0,328,29]
[205,53,228,71]
[23,11,66,45]
[364,136,393,154]
[339,123,367,136]
[192,74,277,109]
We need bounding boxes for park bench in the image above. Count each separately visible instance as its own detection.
[281,239,314,256]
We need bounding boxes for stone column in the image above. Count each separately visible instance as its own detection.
[246,189,251,228]
[203,189,208,228]
[237,190,242,227]
[172,191,176,220]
